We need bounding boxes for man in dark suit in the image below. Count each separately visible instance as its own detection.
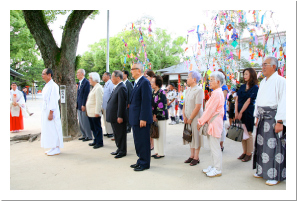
[122,70,133,133]
[129,63,153,171]
[76,69,93,141]
[106,70,128,159]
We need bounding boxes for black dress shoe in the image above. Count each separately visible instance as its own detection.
[93,144,103,149]
[115,154,126,159]
[110,151,118,155]
[79,137,85,140]
[107,134,114,138]
[83,138,91,142]
[134,166,149,171]
[126,130,131,133]
[130,164,140,168]
[103,134,108,137]
[154,155,165,159]
[89,142,96,146]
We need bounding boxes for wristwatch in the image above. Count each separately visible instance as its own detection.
[188,118,193,121]
[277,121,283,124]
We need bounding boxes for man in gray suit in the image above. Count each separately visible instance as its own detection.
[76,69,93,141]
[122,70,133,133]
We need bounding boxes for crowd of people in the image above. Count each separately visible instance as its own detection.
[9,56,286,186]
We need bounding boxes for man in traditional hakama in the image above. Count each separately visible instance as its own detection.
[253,57,286,186]
[41,68,64,156]
[10,82,27,132]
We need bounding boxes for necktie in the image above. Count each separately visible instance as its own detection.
[78,82,81,90]
[133,82,136,88]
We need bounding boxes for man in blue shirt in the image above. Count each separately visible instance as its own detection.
[102,72,114,138]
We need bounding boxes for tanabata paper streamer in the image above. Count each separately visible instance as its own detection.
[231,40,238,48]
[207,69,212,76]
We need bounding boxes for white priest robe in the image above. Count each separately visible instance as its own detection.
[254,72,286,126]
[41,79,64,148]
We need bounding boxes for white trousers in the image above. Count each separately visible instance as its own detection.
[168,102,176,117]
[220,120,226,142]
[207,135,222,171]
[102,109,113,134]
[153,120,167,156]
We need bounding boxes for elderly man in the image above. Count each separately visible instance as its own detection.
[76,69,93,142]
[122,70,133,133]
[129,63,153,171]
[102,72,114,138]
[107,70,128,158]
[253,56,286,186]
[41,68,63,156]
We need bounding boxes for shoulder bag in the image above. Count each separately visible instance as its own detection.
[199,113,219,136]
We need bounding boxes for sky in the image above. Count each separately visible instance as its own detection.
[48,9,286,56]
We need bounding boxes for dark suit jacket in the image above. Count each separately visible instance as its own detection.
[124,79,133,106]
[77,78,90,110]
[106,82,128,123]
[129,76,153,126]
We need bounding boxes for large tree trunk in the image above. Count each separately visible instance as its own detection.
[23,10,94,137]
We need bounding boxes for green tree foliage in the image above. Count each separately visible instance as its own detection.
[10,10,39,71]
[78,26,186,77]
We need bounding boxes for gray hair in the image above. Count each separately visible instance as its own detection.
[265,56,278,71]
[78,69,85,75]
[89,72,100,83]
[113,70,123,80]
[134,63,144,73]
[209,71,225,87]
[189,71,201,84]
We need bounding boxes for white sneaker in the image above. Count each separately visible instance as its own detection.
[202,166,214,174]
[171,121,176,125]
[253,173,262,178]
[47,148,60,156]
[180,119,184,124]
[206,168,222,177]
[266,180,280,186]
[45,148,55,155]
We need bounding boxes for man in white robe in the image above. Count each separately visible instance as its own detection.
[41,68,64,156]
[253,56,286,186]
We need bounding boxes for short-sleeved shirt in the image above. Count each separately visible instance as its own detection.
[237,84,259,132]
[167,90,177,101]
[184,85,203,119]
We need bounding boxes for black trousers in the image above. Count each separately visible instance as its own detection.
[88,116,103,146]
[111,122,127,155]
[126,108,131,131]
[132,124,151,169]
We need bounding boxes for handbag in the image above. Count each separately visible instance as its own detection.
[199,113,219,136]
[226,120,244,142]
[150,121,159,138]
[183,124,192,142]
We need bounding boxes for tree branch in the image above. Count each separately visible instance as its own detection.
[22,10,60,69]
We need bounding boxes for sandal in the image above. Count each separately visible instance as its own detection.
[190,159,200,166]
[151,154,157,157]
[237,153,246,160]
[184,157,193,163]
[242,154,252,162]
[154,155,165,159]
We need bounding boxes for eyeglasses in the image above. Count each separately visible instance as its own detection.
[262,63,272,67]
[131,68,139,71]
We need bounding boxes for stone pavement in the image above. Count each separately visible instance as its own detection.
[10,98,286,190]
